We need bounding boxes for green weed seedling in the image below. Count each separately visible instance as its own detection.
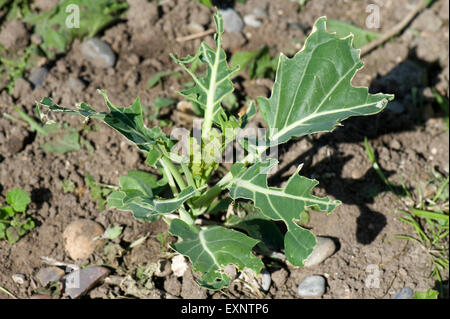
[0,188,34,244]
[37,13,393,290]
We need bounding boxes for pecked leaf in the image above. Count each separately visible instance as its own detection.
[257,17,394,146]
[37,90,171,156]
[169,219,263,290]
[108,186,196,222]
[229,160,341,266]
[171,12,239,133]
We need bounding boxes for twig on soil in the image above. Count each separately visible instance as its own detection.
[176,29,215,42]
[360,0,429,56]
[0,285,17,299]
[41,256,79,271]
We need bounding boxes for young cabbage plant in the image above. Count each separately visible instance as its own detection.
[37,12,393,290]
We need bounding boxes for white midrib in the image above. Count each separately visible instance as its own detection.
[234,179,332,207]
[270,100,383,142]
[270,63,362,142]
[202,43,221,140]
[199,230,220,268]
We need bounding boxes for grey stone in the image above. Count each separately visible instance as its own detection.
[36,267,65,286]
[64,266,110,299]
[244,15,263,27]
[28,67,49,89]
[303,236,336,267]
[297,275,326,297]
[219,8,244,33]
[81,38,116,68]
[392,287,414,299]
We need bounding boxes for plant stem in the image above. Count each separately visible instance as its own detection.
[201,26,222,141]
[160,156,187,190]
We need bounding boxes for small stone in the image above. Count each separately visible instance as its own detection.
[81,38,116,68]
[387,101,405,114]
[389,139,402,150]
[36,267,65,286]
[297,275,326,298]
[259,269,271,292]
[271,268,288,288]
[31,34,43,45]
[244,15,263,27]
[171,255,188,277]
[64,266,110,299]
[63,219,105,260]
[28,67,49,89]
[219,8,244,33]
[392,287,414,299]
[303,236,337,267]
[66,77,86,92]
[187,22,205,34]
[12,274,25,285]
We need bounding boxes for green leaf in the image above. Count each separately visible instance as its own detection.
[414,289,439,299]
[257,17,394,146]
[171,12,239,136]
[6,227,19,244]
[326,19,381,49]
[6,189,31,213]
[103,225,123,240]
[229,160,341,266]
[108,185,197,222]
[226,207,284,252]
[0,206,15,218]
[85,173,110,211]
[37,90,171,156]
[170,219,263,290]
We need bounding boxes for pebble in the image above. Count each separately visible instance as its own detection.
[259,269,271,291]
[187,22,205,34]
[297,275,326,297]
[392,287,414,299]
[36,267,65,286]
[303,236,337,267]
[12,274,25,285]
[63,219,105,260]
[64,266,110,299]
[171,254,188,277]
[387,101,406,114]
[244,15,263,27]
[81,38,116,68]
[219,8,244,33]
[28,67,49,89]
